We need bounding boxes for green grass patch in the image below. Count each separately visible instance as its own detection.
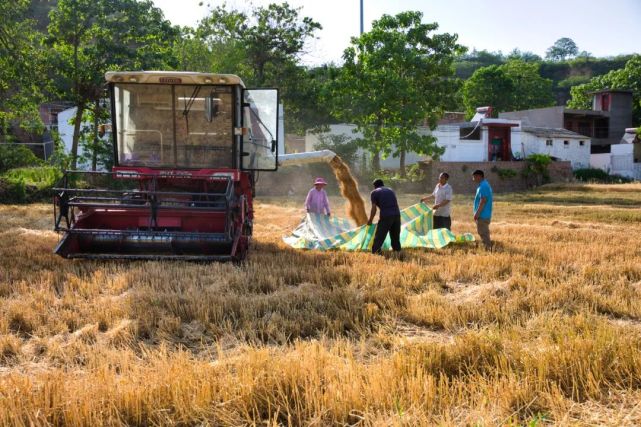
[0,167,62,203]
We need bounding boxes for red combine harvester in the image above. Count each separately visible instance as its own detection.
[53,71,280,261]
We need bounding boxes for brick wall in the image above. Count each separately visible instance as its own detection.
[419,161,573,194]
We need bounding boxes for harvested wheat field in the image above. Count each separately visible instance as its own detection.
[1,183,641,426]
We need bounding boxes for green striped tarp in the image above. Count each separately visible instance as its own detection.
[283,203,475,251]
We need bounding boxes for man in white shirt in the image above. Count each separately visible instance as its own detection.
[421,172,453,230]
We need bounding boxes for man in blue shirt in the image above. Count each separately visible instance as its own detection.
[472,170,493,250]
[367,179,401,254]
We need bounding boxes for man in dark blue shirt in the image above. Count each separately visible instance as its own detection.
[367,179,401,254]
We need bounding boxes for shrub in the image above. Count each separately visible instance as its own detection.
[0,144,43,173]
[522,154,552,187]
[573,168,633,183]
[491,166,518,179]
[0,166,62,203]
[573,168,609,182]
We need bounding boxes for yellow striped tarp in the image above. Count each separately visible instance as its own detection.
[283,203,475,251]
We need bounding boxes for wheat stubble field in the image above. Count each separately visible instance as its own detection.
[0,183,641,426]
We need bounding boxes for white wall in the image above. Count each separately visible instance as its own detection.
[590,144,641,180]
[518,130,590,169]
[58,106,107,170]
[305,124,430,169]
[306,123,500,166]
[611,143,641,179]
[57,107,79,154]
[426,125,487,162]
[304,122,594,171]
[590,153,611,172]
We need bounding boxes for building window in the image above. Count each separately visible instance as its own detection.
[563,140,569,148]
[460,126,481,140]
[579,140,585,146]
[601,93,610,111]
[546,139,553,146]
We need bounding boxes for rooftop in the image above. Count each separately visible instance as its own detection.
[521,126,589,139]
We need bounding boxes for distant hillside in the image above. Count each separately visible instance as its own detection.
[454,51,634,106]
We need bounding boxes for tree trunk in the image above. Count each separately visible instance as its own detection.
[372,152,381,172]
[70,102,85,170]
[399,150,406,178]
[91,99,99,171]
[360,152,368,176]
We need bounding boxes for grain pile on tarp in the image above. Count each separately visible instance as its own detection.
[284,203,474,251]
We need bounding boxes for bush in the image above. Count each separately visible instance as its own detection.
[573,168,633,183]
[0,166,62,203]
[0,144,43,173]
[522,154,552,187]
[491,165,518,179]
[0,177,27,203]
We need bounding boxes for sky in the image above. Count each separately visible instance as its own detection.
[152,0,641,65]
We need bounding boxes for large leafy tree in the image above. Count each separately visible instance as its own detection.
[501,60,555,111]
[568,55,641,124]
[0,0,47,139]
[194,3,322,133]
[331,11,464,174]
[462,60,554,117]
[546,37,579,61]
[48,0,179,169]
[196,3,322,83]
[462,66,514,118]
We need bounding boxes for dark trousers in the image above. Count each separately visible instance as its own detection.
[372,215,401,254]
[433,215,451,230]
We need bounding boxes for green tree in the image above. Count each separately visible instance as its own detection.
[48,0,179,169]
[454,48,505,79]
[77,101,112,170]
[313,133,359,167]
[0,0,47,139]
[545,37,579,61]
[502,60,555,111]
[462,65,515,117]
[194,3,322,133]
[276,62,338,134]
[568,55,641,124]
[507,48,542,62]
[331,11,464,174]
[462,60,554,117]
[197,3,321,84]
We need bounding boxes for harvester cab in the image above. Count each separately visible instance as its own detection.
[53,71,279,261]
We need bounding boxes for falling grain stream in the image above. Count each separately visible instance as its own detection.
[329,156,368,226]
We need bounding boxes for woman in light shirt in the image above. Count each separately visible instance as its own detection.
[305,177,331,216]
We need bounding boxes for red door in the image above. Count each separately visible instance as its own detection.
[487,126,512,161]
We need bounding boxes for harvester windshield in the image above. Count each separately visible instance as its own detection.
[114,83,234,169]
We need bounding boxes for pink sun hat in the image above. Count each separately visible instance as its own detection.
[314,177,327,186]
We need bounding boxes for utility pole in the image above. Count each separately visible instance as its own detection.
[360,0,363,34]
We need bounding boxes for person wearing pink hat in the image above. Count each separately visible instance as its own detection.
[305,177,331,216]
